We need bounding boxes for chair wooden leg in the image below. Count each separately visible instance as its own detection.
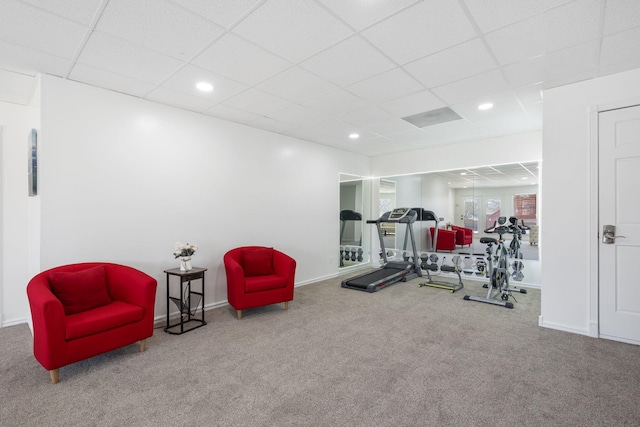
[50,369,59,384]
[140,339,146,352]
[237,310,242,320]
[284,301,289,310]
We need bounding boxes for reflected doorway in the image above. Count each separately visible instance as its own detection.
[339,174,370,269]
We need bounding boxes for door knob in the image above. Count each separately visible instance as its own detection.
[602,225,626,244]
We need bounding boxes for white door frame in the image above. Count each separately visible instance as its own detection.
[589,97,640,339]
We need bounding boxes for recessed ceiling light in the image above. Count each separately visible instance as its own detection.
[349,133,359,140]
[460,172,467,175]
[478,102,493,111]
[196,81,213,92]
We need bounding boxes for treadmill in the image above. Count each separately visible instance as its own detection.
[341,207,422,293]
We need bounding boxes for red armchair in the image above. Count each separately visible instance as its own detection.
[224,246,296,320]
[429,228,457,252]
[27,263,157,383]
[451,225,473,247]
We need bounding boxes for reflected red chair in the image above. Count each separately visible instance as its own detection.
[429,228,456,252]
[224,246,296,320]
[451,225,473,247]
[26,263,157,383]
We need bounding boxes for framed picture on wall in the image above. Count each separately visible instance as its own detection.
[28,128,37,196]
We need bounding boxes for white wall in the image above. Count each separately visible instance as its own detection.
[0,100,32,326]
[421,174,451,223]
[0,75,371,326]
[371,131,542,178]
[542,67,640,336]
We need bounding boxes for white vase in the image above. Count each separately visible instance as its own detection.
[180,256,192,271]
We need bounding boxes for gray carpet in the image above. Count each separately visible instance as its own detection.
[1,275,639,426]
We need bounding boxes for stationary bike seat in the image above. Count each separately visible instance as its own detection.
[480,237,498,244]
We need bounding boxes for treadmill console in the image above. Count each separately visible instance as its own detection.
[388,207,410,221]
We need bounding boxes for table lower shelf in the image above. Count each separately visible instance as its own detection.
[164,316,206,335]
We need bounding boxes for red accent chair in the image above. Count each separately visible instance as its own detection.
[451,225,473,247]
[429,228,457,252]
[224,246,296,320]
[26,263,157,384]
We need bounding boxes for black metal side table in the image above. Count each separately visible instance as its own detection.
[164,267,207,335]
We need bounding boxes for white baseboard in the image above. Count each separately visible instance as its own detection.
[589,321,599,338]
[538,316,591,337]
[1,316,29,328]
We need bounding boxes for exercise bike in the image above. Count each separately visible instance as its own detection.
[508,217,529,281]
[463,216,527,309]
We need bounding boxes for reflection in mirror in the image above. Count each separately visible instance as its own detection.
[339,174,370,269]
[378,162,540,288]
[378,179,396,241]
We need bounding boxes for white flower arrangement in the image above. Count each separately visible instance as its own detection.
[173,242,197,259]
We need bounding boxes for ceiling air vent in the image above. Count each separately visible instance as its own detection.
[401,107,462,128]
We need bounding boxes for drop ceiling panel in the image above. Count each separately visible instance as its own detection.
[168,0,263,29]
[192,33,291,86]
[231,0,353,63]
[452,92,523,123]
[388,128,443,145]
[300,36,396,87]
[378,90,446,118]
[600,26,640,69]
[223,88,296,116]
[476,109,539,136]
[69,63,157,97]
[77,31,184,84]
[361,0,476,65]
[405,38,498,89]
[462,0,573,34]
[486,0,602,66]
[20,0,103,25]
[602,0,640,36]
[503,41,598,89]
[339,106,398,128]
[349,136,395,157]
[317,0,421,31]
[145,86,216,113]
[267,105,330,127]
[202,104,262,124]
[598,57,640,79]
[431,69,510,106]
[161,64,248,104]
[421,119,493,142]
[0,0,88,59]
[345,68,424,104]
[283,116,365,143]
[515,84,544,105]
[0,39,71,77]
[364,118,418,136]
[256,66,338,103]
[97,0,224,60]
[248,116,296,134]
[301,88,370,116]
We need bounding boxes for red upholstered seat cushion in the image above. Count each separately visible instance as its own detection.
[243,247,275,277]
[244,275,287,293]
[49,266,112,315]
[65,301,144,341]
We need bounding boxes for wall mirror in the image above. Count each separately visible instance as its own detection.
[377,162,540,287]
[339,174,370,270]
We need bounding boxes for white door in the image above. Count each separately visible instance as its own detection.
[599,104,640,344]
